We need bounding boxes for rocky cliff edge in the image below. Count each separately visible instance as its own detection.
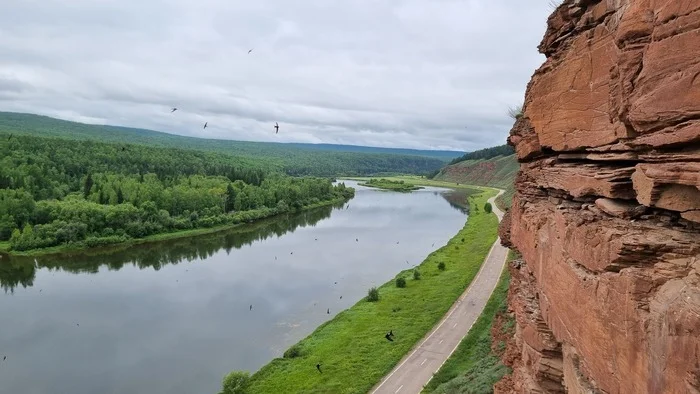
[500,1,700,393]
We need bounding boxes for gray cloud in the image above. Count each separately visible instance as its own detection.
[0,0,552,151]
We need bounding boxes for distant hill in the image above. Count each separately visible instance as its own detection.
[432,147,518,209]
[447,144,514,165]
[0,112,461,176]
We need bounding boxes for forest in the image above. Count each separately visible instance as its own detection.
[0,112,452,177]
[0,133,354,253]
[446,144,514,165]
[1,204,337,293]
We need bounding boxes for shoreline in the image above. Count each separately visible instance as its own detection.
[0,197,349,258]
[241,186,499,393]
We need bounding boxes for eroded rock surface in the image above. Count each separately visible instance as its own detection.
[500,1,700,393]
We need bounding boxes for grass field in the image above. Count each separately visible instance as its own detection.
[423,251,517,393]
[240,188,499,394]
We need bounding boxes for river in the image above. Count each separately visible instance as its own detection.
[0,181,469,394]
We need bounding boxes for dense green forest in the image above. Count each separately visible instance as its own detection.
[0,112,455,176]
[0,132,354,253]
[1,204,337,292]
[446,144,514,165]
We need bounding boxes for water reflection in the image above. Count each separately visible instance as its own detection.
[1,203,340,293]
[0,181,473,394]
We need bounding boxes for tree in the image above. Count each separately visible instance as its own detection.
[484,202,492,213]
[367,287,380,302]
[396,277,406,288]
[83,173,93,199]
[116,188,124,204]
[0,215,15,241]
[220,371,249,394]
[225,183,236,213]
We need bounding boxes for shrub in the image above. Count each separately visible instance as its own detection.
[220,371,249,394]
[438,262,446,271]
[508,105,523,119]
[367,287,380,302]
[484,203,492,214]
[283,344,302,359]
[396,277,406,288]
[413,270,421,280]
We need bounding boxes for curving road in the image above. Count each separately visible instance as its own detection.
[370,189,508,394]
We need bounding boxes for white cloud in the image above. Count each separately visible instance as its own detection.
[0,0,552,151]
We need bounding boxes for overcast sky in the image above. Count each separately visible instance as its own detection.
[0,0,553,151]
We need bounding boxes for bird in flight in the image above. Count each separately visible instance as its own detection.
[248,48,254,54]
[316,363,322,373]
[274,122,279,134]
[385,333,394,342]
[170,107,177,113]
[7,134,13,140]
[203,122,208,129]
[250,304,253,311]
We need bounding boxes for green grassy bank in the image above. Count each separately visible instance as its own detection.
[359,178,424,192]
[423,251,517,393]
[235,188,499,394]
[0,197,348,257]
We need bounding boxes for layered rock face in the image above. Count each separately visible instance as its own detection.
[501,1,700,393]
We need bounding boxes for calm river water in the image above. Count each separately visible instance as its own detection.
[0,181,468,394]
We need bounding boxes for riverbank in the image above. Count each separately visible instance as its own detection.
[359,178,424,192]
[0,197,349,257]
[236,188,499,393]
[422,251,516,393]
[348,176,511,211]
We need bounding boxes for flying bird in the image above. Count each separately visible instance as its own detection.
[316,363,322,373]
[170,107,177,113]
[385,333,394,342]
[274,122,279,134]
[7,134,12,140]
[388,330,394,337]
[327,308,330,314]
[340,296,343,299]
[248,48,254,54]
[203,122,208,129]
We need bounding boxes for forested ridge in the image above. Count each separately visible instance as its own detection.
[446,144,514,165]
[0,132,354,253]
[0,112,453,176]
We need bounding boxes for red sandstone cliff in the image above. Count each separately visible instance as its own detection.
[500,1,700,393]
